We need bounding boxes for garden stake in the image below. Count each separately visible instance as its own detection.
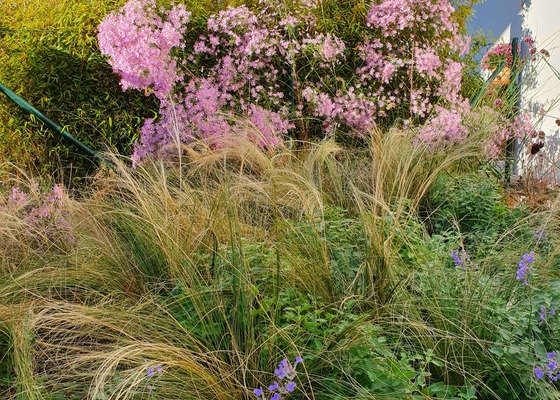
[504,37,521,186]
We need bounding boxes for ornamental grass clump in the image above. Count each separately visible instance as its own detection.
[0,128,488,399]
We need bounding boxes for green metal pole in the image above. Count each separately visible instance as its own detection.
[504,37,520,186]
[0,82,102,163]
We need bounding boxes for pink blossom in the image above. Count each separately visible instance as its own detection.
[416,106,468,146]
[415,47,441,78]
[8,186,28,208]
[485,113,536,159]
[97,0,190,99]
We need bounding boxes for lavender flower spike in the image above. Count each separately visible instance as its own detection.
[516,251,535,286]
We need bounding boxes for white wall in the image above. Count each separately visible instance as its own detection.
[467,0,522,47]
[468,0,560,183]
[519,0,560,183]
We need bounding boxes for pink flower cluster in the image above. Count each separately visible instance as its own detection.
[486,113,536,159]
[305,0,471,141]
[1,185,76,247]
[100,3,309,164]
[98,0,190,99]
[481,43,515,71]
[415,105,469,147]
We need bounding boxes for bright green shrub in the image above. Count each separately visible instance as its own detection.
[424,172,530,251]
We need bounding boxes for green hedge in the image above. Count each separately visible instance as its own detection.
[0,0,157,180]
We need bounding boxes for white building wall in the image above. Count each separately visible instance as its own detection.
[519,1,560,183]
[468,0,560,184]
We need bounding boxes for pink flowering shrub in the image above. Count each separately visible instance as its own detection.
[98,0,472,164]
[485,113,537,159]
[416,106,469,147]
[97,0,191,100]
[301,0,471,139]
[1,185,76,251]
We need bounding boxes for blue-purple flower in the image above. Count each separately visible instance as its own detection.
[146,364,163,378]
[253,356,302,399]
[535,351,560,382]
[285,381,296,393]
[534,366,545,380]
[516,251,535,286]
[539,305,556,324]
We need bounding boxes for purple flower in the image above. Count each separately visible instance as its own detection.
[271,394,281,400]
[285,381,296,393]
[253,387,264,397]
[539,305,556,323]
[451,250,461,266]
[294,356,303,365]
[274,366,287,380]
[540,305,548,323]
[535,366,545,380]
[535,351,560,382]
[146,364,162,378]
[516,251,535,286]
[268,381,279,391]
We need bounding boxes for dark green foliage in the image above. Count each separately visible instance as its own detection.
[0,326,12,398]
[0,0,157,181]
[424,172,529,252]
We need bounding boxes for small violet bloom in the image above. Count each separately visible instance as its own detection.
[274,366,287,380]
[539,305,556,323]
[451,249,468,269]
[451,250,462,267]
[257,355,301,398]
[535,366,545,380]
[285,381,297,393]
[534,351,560,383]
[540,305,548,323]
[516,251,535,286]
[146,364,163,378]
